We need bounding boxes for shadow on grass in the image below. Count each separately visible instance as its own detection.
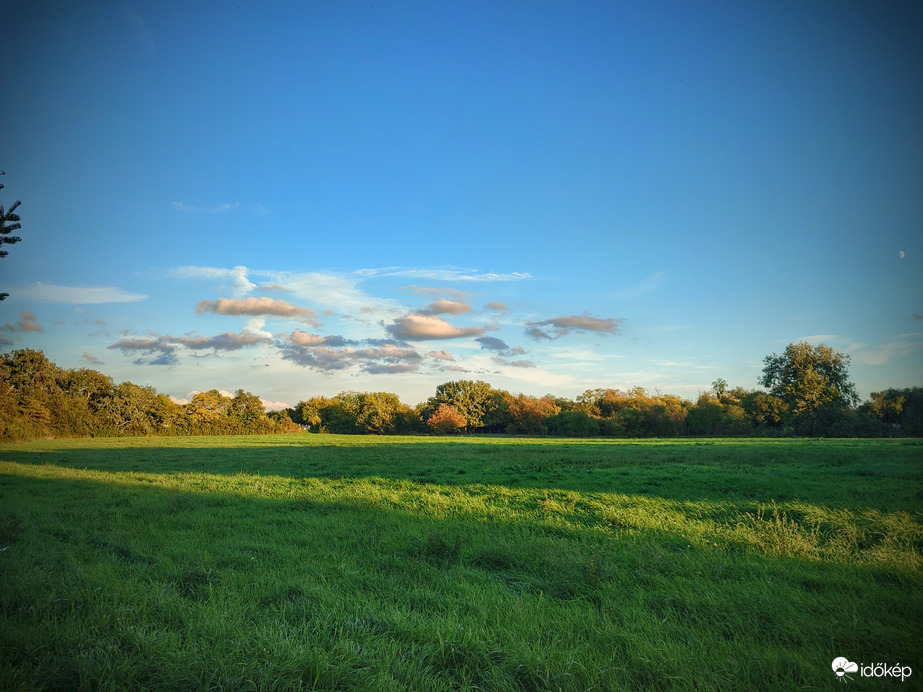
[1,469,921,691]
[1,436,922,511]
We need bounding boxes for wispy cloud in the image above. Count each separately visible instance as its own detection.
[173,265,398,328]
[612,271,666,300]
[172,201,240,213]
[850,338,923,366]
[402,286,476,299]
[791,334,839,345]
[19,282,147,304]
[357,266,533,282]
[494,358,535,369]
[784,333,923,367]
[173,265,256,296]
[124,9,156,54]
[650,359,715,370]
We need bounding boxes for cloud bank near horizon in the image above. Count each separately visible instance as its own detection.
[96,264,627,379]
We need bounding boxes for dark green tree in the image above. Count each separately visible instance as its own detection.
[862,387,923,436]
[427,380,497,432]
[546,409,600,437]
[741,391,787,431]
[759,342,859,434]
[0,171,23,300]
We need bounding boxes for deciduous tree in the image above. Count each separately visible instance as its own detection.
[427,380,496,432]
[427,404,466,435]
[759,342,858,433]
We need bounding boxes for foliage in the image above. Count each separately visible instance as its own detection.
[760,342,859,434]
[426,380,498,432]
[289,391,417,435]
[1,349,920,441]
[503,393,560,435]
[545,409,599,437]
[426,403,466,435]
[0,349,290,440]
[0,171,22,301]
[861,387,923,436]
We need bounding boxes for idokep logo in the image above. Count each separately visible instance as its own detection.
[832,658,858,682]
[832,657,913,683]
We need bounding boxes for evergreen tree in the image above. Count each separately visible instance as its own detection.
[0,171,23,301]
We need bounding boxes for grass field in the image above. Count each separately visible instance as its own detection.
[1,435,921,690]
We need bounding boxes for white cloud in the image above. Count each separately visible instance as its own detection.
[356,266,533,282]
[278,271,387,314]
[850,339,923,366]
[612,271,666,300]
[650,360,715,370]
[172,201,240,213]
[19,282,147,304]
[173,265,256,296]
[124,8,156,54]
[402,285,476,299]
[178,267,395,319]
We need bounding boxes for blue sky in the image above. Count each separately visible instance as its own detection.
[2,0,921,408]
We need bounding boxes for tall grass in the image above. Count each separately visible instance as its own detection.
[1,436,921,690]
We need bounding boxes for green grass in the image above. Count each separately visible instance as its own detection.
[1,436,921,690]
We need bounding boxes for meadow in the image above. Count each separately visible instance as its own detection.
[0,435,921,690]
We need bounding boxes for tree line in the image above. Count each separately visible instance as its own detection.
[0,349,300,440]
[1,344,921,441]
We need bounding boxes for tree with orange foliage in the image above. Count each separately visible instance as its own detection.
[427,404,466,435]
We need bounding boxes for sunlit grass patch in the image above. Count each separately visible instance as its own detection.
[1,436,920,690]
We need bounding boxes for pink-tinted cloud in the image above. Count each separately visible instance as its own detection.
[386,314,488,341]
[418,299,472,316]
[289,330,347,347]
[196,297,318,324]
